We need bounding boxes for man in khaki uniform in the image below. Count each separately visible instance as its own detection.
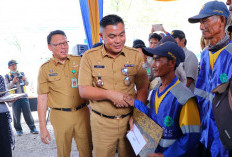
[78,15,149,157]
[37,30,92,157]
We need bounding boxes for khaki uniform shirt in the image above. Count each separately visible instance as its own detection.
[78,45,148,116]
[37,55,85,108]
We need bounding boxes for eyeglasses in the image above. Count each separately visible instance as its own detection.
[50,41,69,47]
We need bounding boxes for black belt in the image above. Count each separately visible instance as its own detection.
[92,109,132,119]
[53,103,87,112]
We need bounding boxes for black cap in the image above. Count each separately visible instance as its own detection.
[8,60,18,67]
[171,30,185,39]
[159,35,177,45]
[142,41,185,67]
[133,39,146,49]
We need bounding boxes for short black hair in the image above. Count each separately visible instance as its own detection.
[47,30,66,44]
[100,14,124,28]
[133,39,146,48]
[149,33,162,41]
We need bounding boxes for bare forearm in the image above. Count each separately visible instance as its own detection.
[79,85,130,107]
[38,94,48,129]
[79,85,111,101]
[136,86,148,104]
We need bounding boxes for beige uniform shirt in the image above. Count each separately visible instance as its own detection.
[78,45,148,116]
[37,55,85,108]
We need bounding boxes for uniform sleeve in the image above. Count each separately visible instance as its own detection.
[175,63,186,84]
[134,99,149,115]
[163,98,201,156]
[37,66,49,94]
[78,53,93,86]
[184,52,198,80]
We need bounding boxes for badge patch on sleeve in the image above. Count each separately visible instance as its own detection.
[220,73,228,83]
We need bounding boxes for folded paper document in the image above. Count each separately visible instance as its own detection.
[128,108,163,157]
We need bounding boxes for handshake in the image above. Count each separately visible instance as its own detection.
[113,94,135,108]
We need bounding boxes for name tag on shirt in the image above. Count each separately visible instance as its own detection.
[124,64,134,67]
[49,73,58,76]
[94,65,105,68]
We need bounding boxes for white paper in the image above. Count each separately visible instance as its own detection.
[0,93,27,102]
[126,124,147,155]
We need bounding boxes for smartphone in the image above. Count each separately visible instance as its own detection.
[152,24,163,31]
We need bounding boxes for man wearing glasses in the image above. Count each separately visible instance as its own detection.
[78,14,149,157]
[37,30,92,157]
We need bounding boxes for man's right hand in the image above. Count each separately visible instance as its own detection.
[13,77,19,84]
[123,95,135,107]
[40,127,51,144]
[107,90,130,108]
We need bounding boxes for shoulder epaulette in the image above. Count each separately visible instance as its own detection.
[68,54,81,58]
[85,45,102,55]
[69,54,79,57]
[124,46,139,52]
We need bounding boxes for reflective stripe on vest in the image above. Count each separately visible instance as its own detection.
[194,88,214,103]
[181,125,201,134]
[159,138,176,148]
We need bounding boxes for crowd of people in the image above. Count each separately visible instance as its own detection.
[0,0,232,157]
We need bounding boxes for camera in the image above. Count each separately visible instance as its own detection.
[17,73,23,79]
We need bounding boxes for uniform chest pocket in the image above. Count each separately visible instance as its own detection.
[48,74,62,86]
[92,69,107,88]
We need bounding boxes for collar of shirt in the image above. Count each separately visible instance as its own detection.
[101,45,126,58]
[208,34,230,52]
[51,55,70,66]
